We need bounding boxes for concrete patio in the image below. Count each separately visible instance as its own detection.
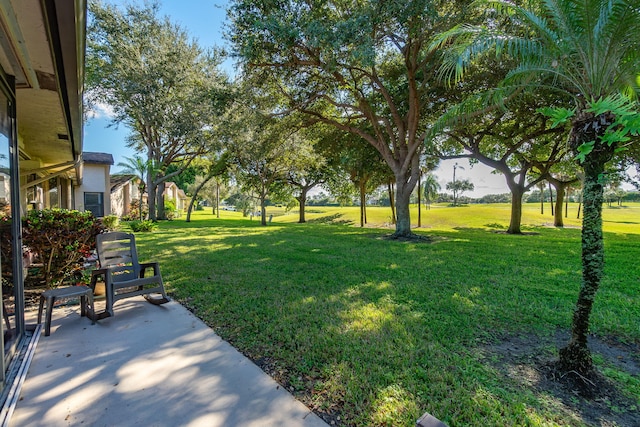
[10,297,328,427]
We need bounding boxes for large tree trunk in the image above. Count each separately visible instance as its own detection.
[216,181,220,218]
[148,183,157,221]
[298,188,308,223]
[359,181,366,227]
[260,195,267,226]
[559,162,604,373]
[186,198,196,222]
[559,114,616,374]
[554,183,566,227]
[394,179,413,237]
[507,187,524,234]
[138,185,145,221]
[157,187,166,220]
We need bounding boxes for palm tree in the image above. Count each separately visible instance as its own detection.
[117,155,154,220]
[434,0,640,373]
[423,173,441,210]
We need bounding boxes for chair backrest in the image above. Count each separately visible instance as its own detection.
[96,232,140,282]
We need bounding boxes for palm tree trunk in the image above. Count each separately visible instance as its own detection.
[559,162,604,373]
[560,115,616,374]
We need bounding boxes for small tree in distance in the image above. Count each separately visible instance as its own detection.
[422,173,441,210]
[446,179,474,206]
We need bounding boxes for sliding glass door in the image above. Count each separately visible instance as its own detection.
[0,75,22,384]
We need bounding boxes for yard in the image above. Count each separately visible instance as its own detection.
[132,203,640,426]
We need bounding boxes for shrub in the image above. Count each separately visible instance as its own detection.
[102,214,120,230]
[164,199,178,220]
[123,199,147,221]
[128,220,157,232]
[22,209,106,288]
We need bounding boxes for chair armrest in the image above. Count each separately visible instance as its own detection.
[139,262,161,278]
[90,268,108,292]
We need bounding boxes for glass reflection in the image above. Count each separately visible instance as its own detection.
[0,89,15,356]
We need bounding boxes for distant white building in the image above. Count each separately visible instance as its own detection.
[74,152,114,217]
[110,174,143,218]
[164,181,189,213]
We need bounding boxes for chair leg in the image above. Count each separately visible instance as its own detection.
[37,295,45,324]
[44,296,54,337]
[84,292,96,324]
[105,283,115,318]
[80,295,86,317]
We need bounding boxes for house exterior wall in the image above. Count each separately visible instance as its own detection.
[110,183,127,218]
[163,182,190,216]
[111,179,141,218]
[74,164,111,217]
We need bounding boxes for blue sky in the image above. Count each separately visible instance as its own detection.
[83,0,510,197]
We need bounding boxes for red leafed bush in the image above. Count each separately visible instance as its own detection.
[21,209,106,288]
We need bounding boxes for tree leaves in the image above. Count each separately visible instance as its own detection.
[537,106,575,128]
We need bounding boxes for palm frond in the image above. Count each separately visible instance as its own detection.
[538,106,575,128]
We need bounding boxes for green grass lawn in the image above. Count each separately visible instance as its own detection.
[132,203,640,426]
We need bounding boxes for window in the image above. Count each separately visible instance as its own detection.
[48,177,59,208]
[84,192,104,217]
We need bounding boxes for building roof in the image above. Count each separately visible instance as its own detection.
[83,152,114,165]
[110,174,137,193]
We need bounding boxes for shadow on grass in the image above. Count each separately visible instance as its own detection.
[307,213,354,226]
[484,331,640,427]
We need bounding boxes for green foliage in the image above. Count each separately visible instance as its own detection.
[575,141,596,163]
[122,199,147,222]
[22,209,106,288]
[166,164,200,192]
[102,214,119,231]
[228,0,470,236]
[127,220,157,232]
[434,0,640,370]
[164,199,178,220]
[537,107,575,128]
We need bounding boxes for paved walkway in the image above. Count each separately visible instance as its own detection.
[11,297,328,427]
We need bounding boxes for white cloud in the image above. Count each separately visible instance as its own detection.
[86,101,116,120]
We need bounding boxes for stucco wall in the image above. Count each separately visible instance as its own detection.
[74,164,111,216]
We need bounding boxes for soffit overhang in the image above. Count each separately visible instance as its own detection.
[0,0,86,182]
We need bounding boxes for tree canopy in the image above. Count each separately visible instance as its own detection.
[87,0,231,220]
[228,0,471,237]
